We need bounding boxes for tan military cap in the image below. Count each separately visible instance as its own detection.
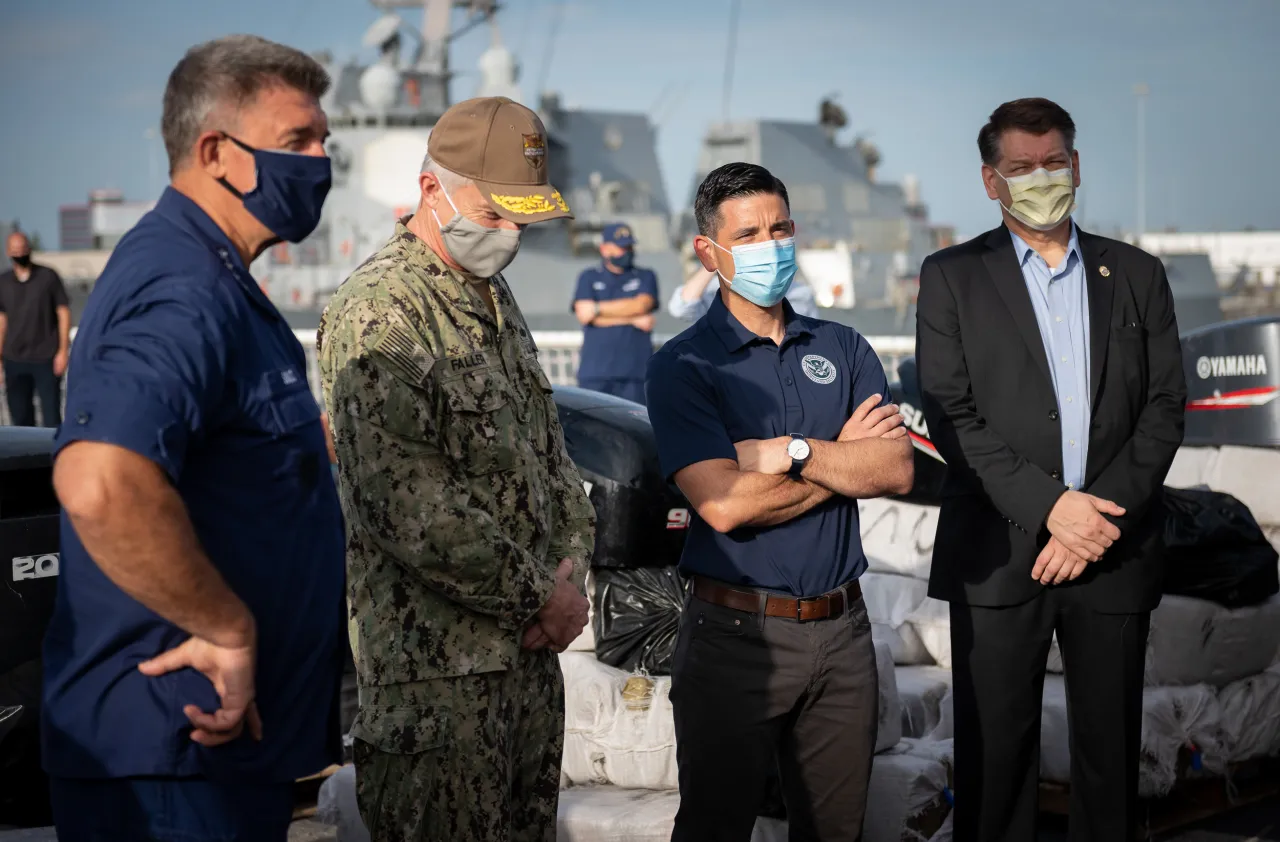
[427,96,573,224]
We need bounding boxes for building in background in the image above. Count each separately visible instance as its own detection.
[1139,230,1280,290]
[59,190,153,251]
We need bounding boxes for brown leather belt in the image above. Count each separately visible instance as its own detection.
[691,576,861,622]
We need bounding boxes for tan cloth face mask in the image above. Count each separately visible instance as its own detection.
[996,166,1077,231]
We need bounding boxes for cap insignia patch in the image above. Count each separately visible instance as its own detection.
[522,134,546,168]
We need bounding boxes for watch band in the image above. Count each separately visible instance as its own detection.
[788,433,808,478]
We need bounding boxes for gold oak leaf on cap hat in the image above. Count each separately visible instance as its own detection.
[427,96,573,224]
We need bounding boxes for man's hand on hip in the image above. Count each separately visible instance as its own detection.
[1031,536,1090,585]
[138,629,263,747]
[839,394,905,442]
[1046,490,1126,562]
[526,558,589,650]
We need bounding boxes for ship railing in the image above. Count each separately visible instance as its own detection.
[0,330,917,426]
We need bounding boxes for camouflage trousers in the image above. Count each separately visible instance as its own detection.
[352,649,564,842]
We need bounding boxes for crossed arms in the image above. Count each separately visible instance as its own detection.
[673,395,915,534]
[573,271,658,331]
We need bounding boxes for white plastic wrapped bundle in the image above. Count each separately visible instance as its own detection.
[863,572,934,665]
[556,787,791,842]
[316,764,369,842]
[566,571,597,653]
[1214,665,1280,764]
[874,640,905,753]
[1204,446,1280,528]
[1039,675,1225,797]
[559,653,678,790]
[1145,595,1280,687]
[895,666,953,739]
[859,497,939,581]
[557,787,678,842]
[1163,445,1220,489]
[905,596,952,670]
[863,741,953,842]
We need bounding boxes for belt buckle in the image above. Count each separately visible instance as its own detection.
[798,594,831,622]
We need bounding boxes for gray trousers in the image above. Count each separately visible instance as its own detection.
[670,591,879,842]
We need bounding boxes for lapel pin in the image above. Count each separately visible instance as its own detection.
[1099,265,1111,277]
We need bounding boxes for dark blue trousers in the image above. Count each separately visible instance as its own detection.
[50,776,294,842]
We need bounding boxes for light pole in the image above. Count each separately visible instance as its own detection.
[1134,83,1149,238]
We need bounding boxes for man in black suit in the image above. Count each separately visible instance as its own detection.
[916,98,1186,842]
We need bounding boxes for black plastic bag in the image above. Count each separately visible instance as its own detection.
[0,658,52,827]
[592,567,687,675]
[1162,486,1280,607]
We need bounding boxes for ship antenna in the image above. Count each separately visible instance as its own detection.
[721,0,740,122]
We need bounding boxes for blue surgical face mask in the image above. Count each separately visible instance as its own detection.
[218,134,332,244]
[606,250,635,272]
[712,237,797,308]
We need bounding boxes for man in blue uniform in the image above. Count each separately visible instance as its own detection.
[45,35,344,842]
[646,162,914,841]
[572,223,658,404]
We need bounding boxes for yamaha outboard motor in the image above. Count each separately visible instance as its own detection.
[552,386,689,569]
[889,357,947,505]
[0,428,59,827]
[552,387,691,677]
[1181,316,1280,447]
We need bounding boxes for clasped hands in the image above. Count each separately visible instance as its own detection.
[521,558,590,653]
[733,394,908,475]
[1034,490,1127,585]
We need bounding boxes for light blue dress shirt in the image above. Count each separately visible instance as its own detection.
[1010,225,1091,492]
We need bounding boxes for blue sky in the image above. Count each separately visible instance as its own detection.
[2,0,1278,248]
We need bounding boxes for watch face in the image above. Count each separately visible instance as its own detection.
[788,438,810,460]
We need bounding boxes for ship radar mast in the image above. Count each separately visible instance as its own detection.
[368,0,500,75]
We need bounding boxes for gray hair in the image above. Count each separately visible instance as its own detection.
[420,154,474,193]
[161,34,330,175]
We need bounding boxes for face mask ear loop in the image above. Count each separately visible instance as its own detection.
[709,238,735,285]
[430,177,462,230]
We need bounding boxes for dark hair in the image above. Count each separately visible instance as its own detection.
[162,35,330,174]
[977,98,1076,167]
[694,162,790,238]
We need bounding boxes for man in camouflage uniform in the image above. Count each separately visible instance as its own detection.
[317,96,595,842]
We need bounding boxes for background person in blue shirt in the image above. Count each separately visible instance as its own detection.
[571,223,658,404]
[645,162,914,841]
[46,36,344,842]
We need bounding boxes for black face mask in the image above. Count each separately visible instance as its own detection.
[10,254,31,268]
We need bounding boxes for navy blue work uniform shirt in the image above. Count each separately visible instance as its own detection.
[573,264,658,382]
[645,294,891,597]
[43,187,346,783]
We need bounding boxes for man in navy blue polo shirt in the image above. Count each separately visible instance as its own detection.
[572,222,658,404]
[646,162,915,841]
[44,36,344,842]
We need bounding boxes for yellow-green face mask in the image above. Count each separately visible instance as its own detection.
[996,166,1077,231]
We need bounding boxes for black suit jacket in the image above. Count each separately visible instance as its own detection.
[916,225,1187,613]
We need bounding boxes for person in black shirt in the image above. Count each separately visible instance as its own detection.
[1,231,70,426]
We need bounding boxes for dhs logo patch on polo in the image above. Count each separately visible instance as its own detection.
[802,354,837,385]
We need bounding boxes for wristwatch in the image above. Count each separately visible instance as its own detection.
[787,434,811,478]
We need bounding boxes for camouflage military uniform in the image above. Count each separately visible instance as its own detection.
[317,219,595,842]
